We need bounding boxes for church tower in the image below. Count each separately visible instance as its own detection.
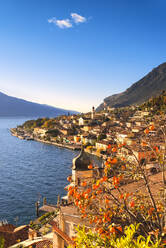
[91,106,95,119]
[72,148,93,186]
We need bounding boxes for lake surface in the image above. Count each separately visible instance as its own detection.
[0,117,78,225]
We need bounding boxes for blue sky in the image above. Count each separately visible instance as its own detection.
[0,0,166,112]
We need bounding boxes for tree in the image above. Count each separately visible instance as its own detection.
[97,133,106,141]
[68,224,162,248]
[67,122,166,245]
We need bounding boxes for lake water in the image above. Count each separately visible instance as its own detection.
[0,117,78,226]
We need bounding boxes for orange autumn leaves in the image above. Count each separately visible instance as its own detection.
[69,122,166,241]
[104,157,118,171]
[88,164,93,169]
[142,124,160,153]
[112,176,120,188]
[67,155,125,235]
[81,181,87,187]
[144,124,155,134]
[66,159,161,239]
[107,143,126,151]
[107,157,118,164]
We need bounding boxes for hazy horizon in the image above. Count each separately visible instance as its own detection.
[0,0,166,112]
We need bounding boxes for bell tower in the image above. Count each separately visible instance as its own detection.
[72,148,93,186]
[91,106,95,119]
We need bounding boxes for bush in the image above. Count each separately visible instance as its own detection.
[68,224,162,248]
[0,237,4,248]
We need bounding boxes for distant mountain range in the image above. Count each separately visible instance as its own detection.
[97,62,166,110]
[0,91,78,117]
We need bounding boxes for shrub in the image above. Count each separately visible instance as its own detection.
[68,224,162,248]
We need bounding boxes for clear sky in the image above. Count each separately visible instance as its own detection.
[0,0,166,112]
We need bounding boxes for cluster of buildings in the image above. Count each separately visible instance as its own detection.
[28,106,166,167]
[1,149,98,248]
[6,106,166,247]
[5,143,163,248]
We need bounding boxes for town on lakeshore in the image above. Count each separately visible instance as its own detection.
[2,91,166,247]
[2,0,166,246]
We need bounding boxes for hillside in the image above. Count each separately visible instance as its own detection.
[0,91,77,117]
[97,62,166,110]
[140,90,166,114]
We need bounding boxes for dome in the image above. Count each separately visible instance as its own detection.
[72,148,92,170]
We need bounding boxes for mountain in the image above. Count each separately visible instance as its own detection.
[97,62,166,110]
[0,91,78,117]
[140,90,166,113]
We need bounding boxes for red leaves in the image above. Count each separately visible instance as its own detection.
[81,181,87,187]
[141,141,147,147]
[105,198,109,204]
[129,200,135,208]
[154,146,159,152]
[98,228,104,234]
[88,164,93,169]
[121,165,126,171]
[112,147,117,153]
[116,226,122,233]
[107,144,111,149]
[144,129,149,134]
[148,207,155,216]
[149,124,155,131]
[105,161,110,167]
[144,124,155,134]
[113,176,120,188]
[68,189,74,196]
[109,225,122,234]
[109,226,116,234]
[67,176,72,182]
[111,158,118,164]
[119,194,124,200]
[100,176,108,183]
[106,157,117,165]
[92,184,99,190]
[84,194,89,199]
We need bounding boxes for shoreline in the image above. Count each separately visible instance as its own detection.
[10,128,105,158]
[10,129,105,160]
[10,128,81,151]
[34,138,81,150]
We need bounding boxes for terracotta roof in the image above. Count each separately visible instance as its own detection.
[0,225,29,248]
[131,146,152,152]
[0,224,15,232]
[111,171,163,201]
[24,239,53,248]
[96,140,110,145]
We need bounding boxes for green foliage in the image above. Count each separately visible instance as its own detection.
[38,211,57,225]
[22,119,36,129]
[0,237,4,248]
[38,212,52,222]
[46,129,60,137]
[111,224,162,248]
[29,212,57,231]
[23,118,49,129]
[29,221,41,231]
[41,119,55,129]
[97,133,106,141]
[140,91,166,114]
[68,224,162,248]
